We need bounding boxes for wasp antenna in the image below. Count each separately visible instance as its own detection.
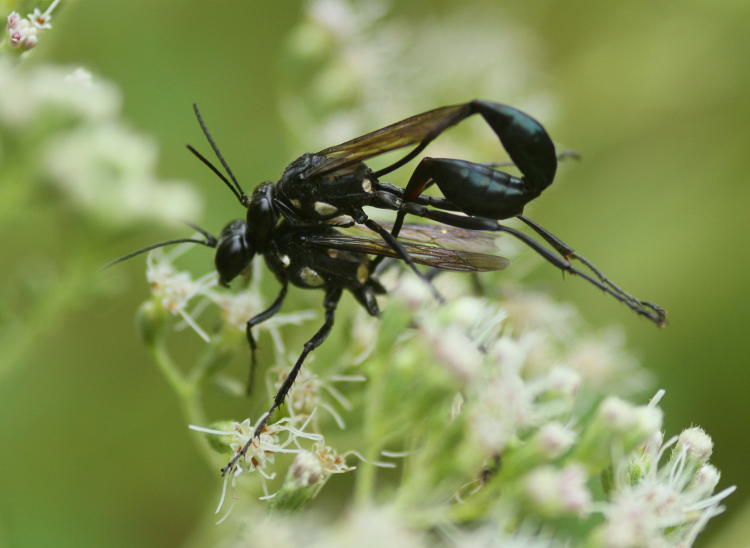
[191,103,248,205]
[186,144,245,204]
[181,220,218,246]
[102,237,217,271]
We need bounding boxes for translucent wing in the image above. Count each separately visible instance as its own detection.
[308,103,473,178]
[380,223,502,254]
[303,232,509,273]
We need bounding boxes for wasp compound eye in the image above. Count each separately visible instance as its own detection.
[215,220,254,287]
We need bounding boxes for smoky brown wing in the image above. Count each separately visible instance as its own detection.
[307,103,473,178]
[304,233,509,273]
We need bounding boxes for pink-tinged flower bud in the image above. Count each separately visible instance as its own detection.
[598,396,637,431]
[535,422,576,459]
[7,12,21,30]
[525,464,592,517]
[677,426,713,464]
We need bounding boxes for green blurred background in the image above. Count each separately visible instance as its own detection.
[1,0,748,546]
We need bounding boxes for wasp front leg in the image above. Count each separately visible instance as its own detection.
[222,287,343,476]
[244,281,288,395]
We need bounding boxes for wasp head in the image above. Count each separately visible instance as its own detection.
[215,219,254,287]
[245,182,278,249]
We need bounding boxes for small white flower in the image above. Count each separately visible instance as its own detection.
[312,443,357,475]
[524,464,592,517]
[287,450,325,488]
[469,371,533,453]
[270,365,364,429]
[534,422,576,459]
[28,0,60,30]
[393,274,435,310]
[427,326,483,384]
[146,249,216,341]
[598,396,638,432]
[543,366,582,397]
[688,464,721,500]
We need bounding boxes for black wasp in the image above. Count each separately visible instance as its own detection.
[112,100,665,475]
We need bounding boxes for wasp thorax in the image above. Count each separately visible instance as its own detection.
[215,219,254,287]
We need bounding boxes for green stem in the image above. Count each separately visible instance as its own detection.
[148,339,217,469]
[354,356,387,505]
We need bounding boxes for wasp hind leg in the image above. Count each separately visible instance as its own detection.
[400,204,666,327]
[517,216,665,321]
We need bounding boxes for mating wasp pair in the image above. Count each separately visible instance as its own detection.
[111,100,665,475]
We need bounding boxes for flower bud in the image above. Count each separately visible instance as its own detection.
[202,421,236,454]
[524,464,591,517]
[136,299,167,346]
[534,422,576,460]
[688,464,721,499]
[676,426,713,464]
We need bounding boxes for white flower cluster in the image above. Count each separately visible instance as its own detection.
[140,241,731,545]
[144,249,317,354]
[596,426,735,547]
[5,1,59,52]
[190,413,323,520]
[0,57,201,227]
[383,274,733,546]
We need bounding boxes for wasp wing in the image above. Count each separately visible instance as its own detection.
[308,103,473,178]
[372,222,502,254]
[303,232,509,273]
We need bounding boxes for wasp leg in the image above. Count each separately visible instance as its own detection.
[401,203,666,326]
[359,215,445,304]
[222,287,343,476]
[244,282,288,395]
[377,181,461,211]
[517,216,665,320]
